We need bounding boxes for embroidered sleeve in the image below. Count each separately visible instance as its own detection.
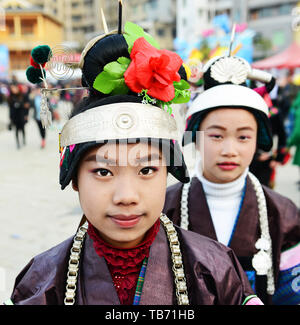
[272,242,300,305]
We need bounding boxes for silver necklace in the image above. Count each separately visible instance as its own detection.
[64,214,189,305]
[180,172,275,295]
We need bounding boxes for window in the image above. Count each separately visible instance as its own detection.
[279,4,293,15]
[260,7,276,18]
[250,9,259,20]
[83,25,94,33]
[172,26,176,38]
[6,19,14,35]
[148,0,157,9]
[157,28,165,37]
[10,50,30,70]
[21,19,35,35]
[72,15,81,22]
[84,0,93,6]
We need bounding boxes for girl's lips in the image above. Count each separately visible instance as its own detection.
[217,162,239,171]
[110,214,142,228]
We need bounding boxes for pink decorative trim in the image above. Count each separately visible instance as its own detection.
[69,144,76,152]
[280,243,300,271]
[253,86,267,97]
[245,297,264,305]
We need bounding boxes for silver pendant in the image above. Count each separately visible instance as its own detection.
[40,90,52,128]
[252,250,272,275]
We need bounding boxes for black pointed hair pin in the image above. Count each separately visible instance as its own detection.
[118,0,123,34]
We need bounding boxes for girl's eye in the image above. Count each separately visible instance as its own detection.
[139,167,157,176]
[95,168,113,177]
[209,134,222,139]
[239,135,251,141]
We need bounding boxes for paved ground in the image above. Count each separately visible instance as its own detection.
[0,102,299,303]
[0,102,80,303]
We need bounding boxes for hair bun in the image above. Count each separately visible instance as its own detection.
[81,34,129,97]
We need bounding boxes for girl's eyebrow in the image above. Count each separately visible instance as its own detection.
[83,154,116,165]
[206,125,255,132]
[136,153,162,164]
[237,126,255,132]
[206,125,226,131]
[83,153,162,164]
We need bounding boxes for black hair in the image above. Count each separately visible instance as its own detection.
[81,34,130,99]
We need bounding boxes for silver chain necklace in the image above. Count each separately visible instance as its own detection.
[64,214,189,305]
[180,172,275,295]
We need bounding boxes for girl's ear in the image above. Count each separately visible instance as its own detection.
[72,179,79,192]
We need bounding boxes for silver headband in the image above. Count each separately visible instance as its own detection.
[60,102,179,147]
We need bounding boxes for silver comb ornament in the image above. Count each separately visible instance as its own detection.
[40,89,52,128]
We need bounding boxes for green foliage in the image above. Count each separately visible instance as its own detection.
[93,57,131,95]
[123,21,160,53]
[172,80,191,104]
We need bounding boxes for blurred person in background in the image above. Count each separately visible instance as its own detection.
[32,86,46,149]
[7,83,28,149]
[287,90,300,190]
[276,74,293,122]
[250,85,289,188]
[0,82,9,104]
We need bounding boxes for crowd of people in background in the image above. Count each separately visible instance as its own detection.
[0,77,86,150]
[251,71,300,190]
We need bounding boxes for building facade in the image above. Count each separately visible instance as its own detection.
[26,0,105,48]
[247,0,300,59]
[0,0,63,73]
[176,0,300,59]
[23,0,177,50]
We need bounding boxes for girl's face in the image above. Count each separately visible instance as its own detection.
[198,108,257,184]
[74,142,167,248]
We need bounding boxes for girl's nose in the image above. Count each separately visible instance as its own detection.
[221,139,238,157]
[112,176,140,206]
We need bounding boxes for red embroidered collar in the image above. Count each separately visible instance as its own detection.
[87,218,160,304]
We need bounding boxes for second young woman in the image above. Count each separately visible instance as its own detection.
[164,55,300,305]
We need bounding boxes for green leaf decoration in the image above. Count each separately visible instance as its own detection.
[111,79,129,95]
[93,71,116,94]
[157,100,173,115]
[93,58,130,95]
[173,79,190,91]
[124,21,160,53]
[117,56,131,66]
[104,61,127,78]
[172,80,191,104]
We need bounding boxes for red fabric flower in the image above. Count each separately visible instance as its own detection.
[124,37,182,102]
